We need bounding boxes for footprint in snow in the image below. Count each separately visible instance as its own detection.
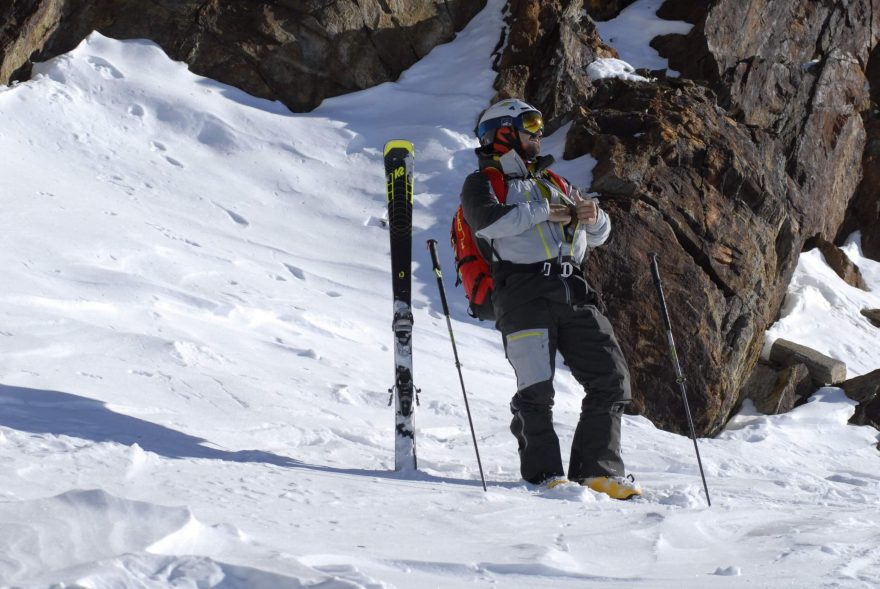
[197,119,239,153]
[87,56,124,79]
[211,202,249,227]
[97,174,135,195]
[223,208,249,227]
[283,264,306,280]
[364,215,386,228]
[78,372,103,380]
[640,512,665,525]
[272,340,319,359]
[826,473,872,487]
[712,566,742,576]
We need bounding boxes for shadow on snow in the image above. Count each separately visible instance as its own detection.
[0,383,298,467]
[0,383,497,489]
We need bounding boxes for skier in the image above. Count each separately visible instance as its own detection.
[459,98,640,499]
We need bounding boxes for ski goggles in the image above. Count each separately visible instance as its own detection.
[517,111,545,135]
[477,110,545,140]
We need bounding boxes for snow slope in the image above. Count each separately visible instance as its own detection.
[1,1,878,587]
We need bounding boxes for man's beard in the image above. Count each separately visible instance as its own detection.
[522,139,540,160]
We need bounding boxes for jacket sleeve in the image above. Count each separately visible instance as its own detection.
[561,174,611,247]
[584,207,611,247]
[460,171,550,239]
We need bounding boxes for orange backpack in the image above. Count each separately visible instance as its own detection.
[451,167,568,321]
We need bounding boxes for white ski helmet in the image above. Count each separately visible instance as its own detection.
[476,99,544,149]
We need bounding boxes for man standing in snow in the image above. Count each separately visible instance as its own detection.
[460,98,640,499]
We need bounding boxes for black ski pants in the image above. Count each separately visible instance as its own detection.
[497,300,632,484]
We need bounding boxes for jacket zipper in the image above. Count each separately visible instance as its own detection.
[536,178,563,249]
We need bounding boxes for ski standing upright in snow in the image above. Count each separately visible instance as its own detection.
[384,140,418,471]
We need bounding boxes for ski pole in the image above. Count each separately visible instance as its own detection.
[649,253,711,507]
[427,239,488,492]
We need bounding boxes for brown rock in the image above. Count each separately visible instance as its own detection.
[838,43,880,262]
[649,1,711,73]
[0,0,65,83]
[810,236,869,291]
[839,369,880,404]
[492,0,617,133]
[862,309,880,328]
[660,0,874,242]
[560,76,799,435]
[742,360,812,415]
[769,339,847,386]
[843,369,880,433]
[849,397,880,437]
[582,1,638,22]
[554,59,864,432]
[655,0,710,24]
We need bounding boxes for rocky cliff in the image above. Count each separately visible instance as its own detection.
[2,0,878,436]
[491,0,878,434]
[0,0,486,112]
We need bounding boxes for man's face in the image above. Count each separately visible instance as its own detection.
[520,130,541,160]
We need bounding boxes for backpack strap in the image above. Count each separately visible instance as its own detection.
[482,166,509,203]
[480,167,508,262]
[543,169,570,196]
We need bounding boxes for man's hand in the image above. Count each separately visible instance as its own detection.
[548,203,573,225]
[574,192,599,225]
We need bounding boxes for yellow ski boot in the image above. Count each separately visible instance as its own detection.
[581,474,642,500]
[544,476,571,490]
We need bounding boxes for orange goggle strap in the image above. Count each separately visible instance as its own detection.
[492,126,519,155]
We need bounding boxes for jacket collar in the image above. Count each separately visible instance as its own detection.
[499,150,530,178]
[477,148,556,179]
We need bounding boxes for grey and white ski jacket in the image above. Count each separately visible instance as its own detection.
[460,150,612,318]
[460,150,610,266]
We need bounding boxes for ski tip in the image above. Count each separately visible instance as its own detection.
[384,140,414,156]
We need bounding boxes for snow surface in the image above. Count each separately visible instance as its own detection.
[586,58,653,83]
[591,0,693,76]
[766,233,880,378]
[1,0,878,587]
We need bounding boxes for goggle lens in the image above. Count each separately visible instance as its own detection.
[519,111,544,135]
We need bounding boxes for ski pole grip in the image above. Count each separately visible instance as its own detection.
[649,253,674,333]
[427,239,442,272]
[427,239,451,316]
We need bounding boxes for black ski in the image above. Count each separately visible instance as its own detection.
[384,140,417,470]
